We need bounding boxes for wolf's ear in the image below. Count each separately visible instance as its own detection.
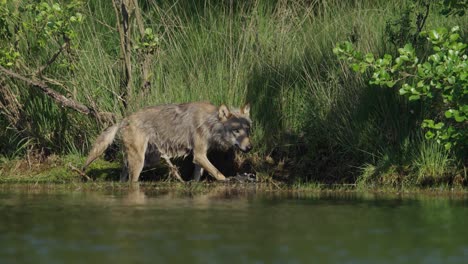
[241,103,250,117]
[218,104,231,121]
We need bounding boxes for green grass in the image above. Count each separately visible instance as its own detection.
[0,0,467,187]
[413,139,454,185]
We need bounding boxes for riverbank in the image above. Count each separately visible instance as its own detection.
[0,154,466,192]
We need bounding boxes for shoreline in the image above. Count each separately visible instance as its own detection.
[1,154,466,193]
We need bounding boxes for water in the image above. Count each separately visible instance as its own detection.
[1,185,468,264]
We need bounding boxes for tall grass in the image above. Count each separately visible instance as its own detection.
[413,139,453,185]
[1,0,466,185]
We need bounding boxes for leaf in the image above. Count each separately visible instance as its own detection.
[408,95,420,101]
[383,54,392,64]
[386,81,396,88]
[332,47,340,54]
[425,130,435,139]
[422,62,431,70]
[451,26,460,33]
[422,119,434,128]
[428,29,440,41]
[444,109,454,118]
[454,115,464,122]
[403,43,414,53]
[75,13,83,22]
[454,111,465,122]
[462,105,468,114]
[359,63,368,73]
[351,63,360,72]
[444,142,452,150]
[447,76,455,84]
[434,122,444,129]
[52,3,61,11]
[400,55,409,61]
[144,28,153,35]
[365,53,374,63]
[450,33,460,42]
[429,53,441,63]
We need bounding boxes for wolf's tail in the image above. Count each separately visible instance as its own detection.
[83,123,121,170]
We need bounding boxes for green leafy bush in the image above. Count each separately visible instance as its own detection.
[0,0,83,66]
[334,26,467,152]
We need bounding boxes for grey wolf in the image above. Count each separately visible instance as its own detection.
[83,102,252,182]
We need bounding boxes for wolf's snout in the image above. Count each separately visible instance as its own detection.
[239,143,252,153]
[245,144,253,152]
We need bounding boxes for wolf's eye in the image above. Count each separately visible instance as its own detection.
[233,129,240,134]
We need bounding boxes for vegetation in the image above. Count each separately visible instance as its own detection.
[334,26,467,153]
[0,0,467,188]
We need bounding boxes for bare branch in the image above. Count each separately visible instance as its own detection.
[133,0,153,91]
[68,163,92,181]
[133,0,145,36]
[0,65,115,122]
[112,0,133,108]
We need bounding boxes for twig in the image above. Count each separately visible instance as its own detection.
[68,163,92,181]
[417,3,430,34]
[35,42,68,76]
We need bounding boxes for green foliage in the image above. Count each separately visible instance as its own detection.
[383,0,467,49]
[0,46,20,67]
[134,28,159,54]
[440,0,468,16]
[0,0,84,66]
[334,26,467,152]
[413,138,453,184]
[23,1,84,44]
[0,2,19,67]
[0,0,466,186]
[383,0,428,48]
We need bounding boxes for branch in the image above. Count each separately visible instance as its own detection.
[133,0,152,91]
[133,0,145,36]
[68,163,92,181]
[414,3,431,44]
[0,65,115,122]
[35,42,68,76]
[112,0,133,108]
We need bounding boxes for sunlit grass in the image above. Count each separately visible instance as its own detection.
[0,0,466,186]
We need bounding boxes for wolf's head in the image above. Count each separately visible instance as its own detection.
[218,104,253,153]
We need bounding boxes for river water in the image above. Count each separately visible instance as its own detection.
[0,185,467,263]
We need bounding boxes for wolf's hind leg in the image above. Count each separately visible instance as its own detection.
[161,154,184,182]
[123,136,148,183]
[192,164,204,182]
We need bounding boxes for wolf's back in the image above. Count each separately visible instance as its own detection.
[83,123,120,170]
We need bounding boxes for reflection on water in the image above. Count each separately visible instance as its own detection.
[1,185,468,264]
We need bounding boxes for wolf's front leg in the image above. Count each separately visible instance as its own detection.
[193,134,226,181]
[120,159,129,182]
[193,154,226,181]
